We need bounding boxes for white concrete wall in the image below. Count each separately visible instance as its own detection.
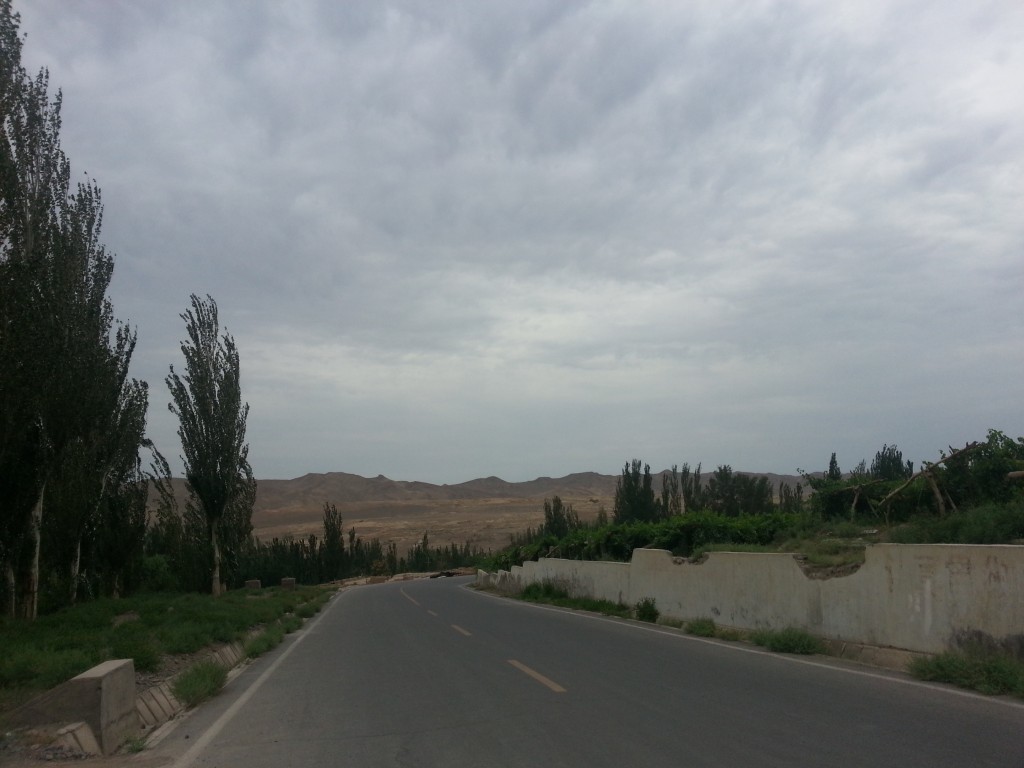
[479,544,1024,655]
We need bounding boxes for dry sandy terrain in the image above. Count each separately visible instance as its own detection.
[253,495,614,554]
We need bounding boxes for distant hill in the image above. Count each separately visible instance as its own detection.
[250,469,808,514]
[155,469,809,550]
[253,470,622,511]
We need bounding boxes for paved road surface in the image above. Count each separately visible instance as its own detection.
[153,577,1024,767]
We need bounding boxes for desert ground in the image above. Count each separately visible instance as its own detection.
[253,494,614,555]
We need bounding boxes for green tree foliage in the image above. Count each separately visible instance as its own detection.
[871,444,913,481]
[0,2,148,617]
[166,295,256,596]
[706,465,774,517]
[659,465,682,517]
[542,496,580,539]
[937,430,1024,509]
[321,502,345,580]
[613,459,657,523]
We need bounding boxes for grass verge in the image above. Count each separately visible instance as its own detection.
[172,660,227,708]
[0,584,333,714]
[518,581,630,618]
[750,627,825,654]
[908,651,1024,698]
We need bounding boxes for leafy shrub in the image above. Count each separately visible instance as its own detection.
[685,618,717,637]
[635,597,659,623]
[140,555,178,592]
[750,627,824,654]
[172,660,227,708]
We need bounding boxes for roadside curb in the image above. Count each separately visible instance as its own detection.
[135,641,246,733]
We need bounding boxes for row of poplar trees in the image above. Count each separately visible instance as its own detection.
[0,3,255,619]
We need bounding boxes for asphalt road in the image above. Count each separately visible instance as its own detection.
[155,577,1024,768]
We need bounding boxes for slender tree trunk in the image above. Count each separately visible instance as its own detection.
[4,560,15,619]
[211,523,221,596]
[68,539,81,605]
[926,472,947,517]
[25,485,43,620]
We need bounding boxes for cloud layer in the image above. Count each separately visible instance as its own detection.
[17,0,1024,482]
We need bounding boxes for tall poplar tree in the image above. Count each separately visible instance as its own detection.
[167,294,255,596]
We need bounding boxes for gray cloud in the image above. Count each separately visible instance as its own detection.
[16,0,1024,482]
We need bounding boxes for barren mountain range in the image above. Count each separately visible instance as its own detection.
[243,470,804,554]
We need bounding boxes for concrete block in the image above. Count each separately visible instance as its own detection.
[9,659,138,755]
[55,722,101,756]
[281,577,296,590]
[245,579,261,589]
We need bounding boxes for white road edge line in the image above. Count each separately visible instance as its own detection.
[170,590,345,768]
[465,584,1024,712]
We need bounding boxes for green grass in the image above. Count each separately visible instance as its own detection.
[685,618,717,637]
[244,623,287,658]
[635,597,659,623]
[691,539,867,569]
[518,581,630,618]
[172,660,227,708]
[909,651,1024,697]
[0,584,333,711]
[750,627,825,654]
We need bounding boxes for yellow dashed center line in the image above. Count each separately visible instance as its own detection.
[507,659,566,693]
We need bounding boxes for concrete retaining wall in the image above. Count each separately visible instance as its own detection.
[7,659,138,755]
[480,544,1024,656]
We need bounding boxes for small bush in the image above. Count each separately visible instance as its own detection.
[685,618,717,637]
[635,597,659,623]
[750,627,824,654]
[140,555,178,592]
[280,614,303,633]
[172,660,227,708]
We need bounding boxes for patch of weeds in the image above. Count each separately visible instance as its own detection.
[571,598,630,618]
[280,614,303,633]
[685,618,717,637]
[801,540,866,568]
[110,625,161,673]
[244,624,285,658]
[714,627,743,641]
[521,581,570,601]
[516,582,629,618]
[295,602,318,619]
[172,660,227,708]
[635,597,660,623]
[909,652,1024,697]
[750,627,824,654]
[122,736,147,754]
[658,617,684,629]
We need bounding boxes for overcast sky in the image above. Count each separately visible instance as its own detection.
[16,0,1024,483]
